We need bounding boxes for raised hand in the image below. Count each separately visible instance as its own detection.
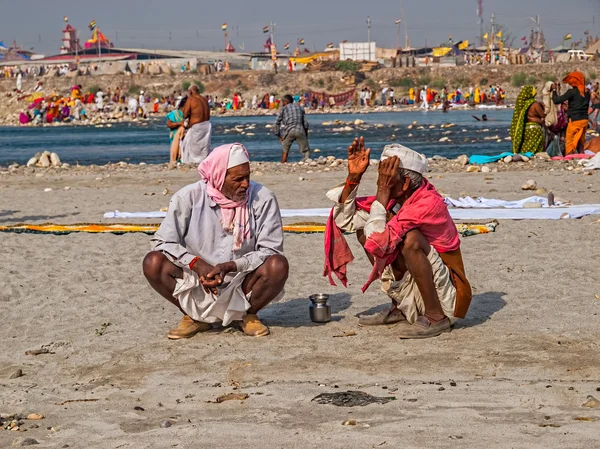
[375,156,401,207]
[377,156,401,191]
[347,136,371,179]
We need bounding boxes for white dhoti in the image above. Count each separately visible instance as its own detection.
[383,247,457,324]
[173,266,283,326]
[181,121,212,163]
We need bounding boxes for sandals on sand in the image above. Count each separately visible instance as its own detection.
[396,316,452,339]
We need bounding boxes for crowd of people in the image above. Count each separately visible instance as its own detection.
[510,71,599,156]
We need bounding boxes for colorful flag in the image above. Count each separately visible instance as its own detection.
[64,16,69,22]
[222,23,227,31]
[496,31,502,38]
[88,20,97,31]
[264,37,272,49]
[342,40,348,43]
[458,40,469,50]
[327,42,334,49]
[521,36,527,41]
[299,38,305,45]
[564,33,572,40]
[284,42,290,50]
[395,19,401,24]
[483,33,488,40]
[263,26,270,34]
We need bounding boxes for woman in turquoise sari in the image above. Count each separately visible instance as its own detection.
[166,97,186,164]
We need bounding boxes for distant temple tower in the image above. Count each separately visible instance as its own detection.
[61,18,82,54]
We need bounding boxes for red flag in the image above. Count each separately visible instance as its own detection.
[521,36,527,41]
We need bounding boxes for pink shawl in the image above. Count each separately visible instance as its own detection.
[198,143,250,251]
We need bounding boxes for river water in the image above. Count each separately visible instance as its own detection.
[0,109,513,166]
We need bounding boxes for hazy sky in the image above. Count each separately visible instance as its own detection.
[1,0,599,54]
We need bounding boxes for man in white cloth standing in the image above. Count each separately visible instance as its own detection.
[143,143,288,339]
[180,84,212,163]
[139,90,147,116]
[420,86,429,110]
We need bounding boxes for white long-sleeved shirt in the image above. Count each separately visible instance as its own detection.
[152,180,284,273]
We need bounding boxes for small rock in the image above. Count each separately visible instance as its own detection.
[39,153,50,168]
[50,153,61,167]
[535,188,548,195]
[95,177,103,181]
[26,414,44,420]
[466,166,480,173]
[582,396,600,408]
[9,369,24,379]
[162,188,170,196]
[26,157,37,167]
[512,154,523,162]
[521,179,537,190]
[13,438,39,446]
[354,119,365,125]
[456,155,469,166]
[481,166,491,173]
[309,162,317,167]
[313,149,321,153]
[64,187,71,191]
[342,420,357,426]
[298,177,305,181]
[43,188,52,192]
[139,162,147,166]
[521,155,530,162]
[503,155,513,163]
[160,420,174,428]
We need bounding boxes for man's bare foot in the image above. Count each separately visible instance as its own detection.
[358,306,406,326]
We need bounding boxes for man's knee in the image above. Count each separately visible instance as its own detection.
[142,251,167,280]
[262,254,289,284]
[400,230,429,258]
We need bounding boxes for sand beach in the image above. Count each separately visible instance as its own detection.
[1,161,600,448]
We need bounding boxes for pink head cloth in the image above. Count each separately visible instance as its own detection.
[198,143,251,251]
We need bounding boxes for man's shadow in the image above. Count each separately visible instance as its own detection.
[261,293,351,327]
[355,291,506,329]
[453,291,506,329]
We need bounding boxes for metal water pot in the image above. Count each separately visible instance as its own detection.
[309,294,331,323]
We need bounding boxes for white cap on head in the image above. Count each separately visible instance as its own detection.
[380,144,428,175]
[140,90,144,94]
[227,144,250,169]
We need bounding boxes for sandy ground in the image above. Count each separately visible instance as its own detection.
[1,166,600,448]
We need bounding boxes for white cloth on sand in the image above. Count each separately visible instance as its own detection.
[173,266,283,325]
[444,195,563,208]
[384,247,457,324]
[581,153,600,171]
[181,121,212,163]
